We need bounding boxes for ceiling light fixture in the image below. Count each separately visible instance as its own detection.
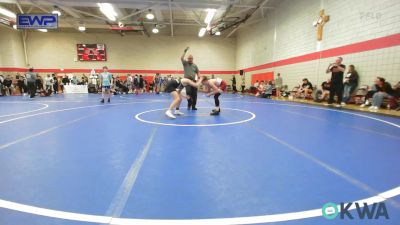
[98,3,117,21]
[78,25,86,31]
[198,27,206,37]
[215,31,221,36]
[38,29,48,32]
[12,24,17,30]
[204,8,216,24]
[152,26,159,33]
[146,10,154,20]
[52,6,61,16]
[0,6,16,18]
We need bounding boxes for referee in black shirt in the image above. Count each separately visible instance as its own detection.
[326,57,346,106]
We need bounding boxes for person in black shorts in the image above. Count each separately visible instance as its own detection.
[165,77,204,119]
[201,77,227,115]
[133,74,139,95]
[326,57,346,107]
[16,74,27,95]
[139,75,144,93]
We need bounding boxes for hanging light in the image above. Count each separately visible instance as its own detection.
[78,25,86,31]
[98,3,118,21]
[204,9,216,24]
[0,6,16,18]
[152,27,159,33]
[52,6,61,16]
[146,9,154,20]
[198,27,206,37]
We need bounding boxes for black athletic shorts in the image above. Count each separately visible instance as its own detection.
[165,79,184,93]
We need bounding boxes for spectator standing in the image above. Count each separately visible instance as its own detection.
[36,75,44,93]
[154,73,161,94]
[241,78,246,93]
[126,74,133,93]
[61,75,70,93]
[139,75,144,93]
[45,74,53,93]
[53,74,59,94]
[341,65,359,105]
[133,74,139,94]
[275,73,283,98]
[326,57,346,107]
[231,75,237,93]
[26,68,37,98]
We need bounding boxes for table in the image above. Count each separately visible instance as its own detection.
[63,85,88,94]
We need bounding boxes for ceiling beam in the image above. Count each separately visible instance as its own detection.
[120,3,159,20]
[26,5,35,13]
[233,4,274,9]
[191,10,202,25]
[168,0,173,36]
[29,0,51,13]
[174,2,202,26]
[154,8,163,22]
[47,0,82,18]
[214,3,232,22]
[226,7,251,18]
[15,0,24,13]
[5,0,275,10]
[226,0,270,38]
[61,17,200,26]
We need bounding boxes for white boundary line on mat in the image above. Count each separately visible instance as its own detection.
[135,107,256,127]
[0,187,399,225]
[0,102,49,118]
[0,101,399,224]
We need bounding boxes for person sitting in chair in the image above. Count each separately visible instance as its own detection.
[315,78,331,102]
[296,78,313,98]
[366,77,394,111]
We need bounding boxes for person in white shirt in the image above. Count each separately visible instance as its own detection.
[71,76,78,85]
[126,74,133,93]
[254,80,260,88]
[89,70,98,86]
[44,74,53,92]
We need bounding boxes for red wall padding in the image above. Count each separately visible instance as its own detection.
[251,72,274,85]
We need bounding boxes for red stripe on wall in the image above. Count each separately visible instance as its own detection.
[1,33,399,74]
[0,67,237,75]
[244,33,400,72]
